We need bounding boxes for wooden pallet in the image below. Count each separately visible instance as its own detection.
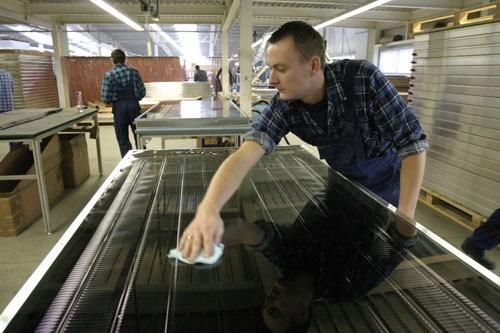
[418,186,487,231]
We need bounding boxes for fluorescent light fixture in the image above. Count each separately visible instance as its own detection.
[89,0,144,31]
[314,0,392,30]
[148,24,184,54]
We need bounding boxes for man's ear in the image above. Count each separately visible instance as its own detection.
[310,56,321,76]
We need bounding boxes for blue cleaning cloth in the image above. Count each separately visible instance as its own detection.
[167,243,224,265]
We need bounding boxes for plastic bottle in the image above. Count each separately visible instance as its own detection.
[76,91,83,112]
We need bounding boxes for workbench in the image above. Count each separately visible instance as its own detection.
[0,107,103,234]
[135,99,251,148]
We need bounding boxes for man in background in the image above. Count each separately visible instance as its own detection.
[101,49,146,157]
[0,68,17,150]
[194,65,208,82]
[0,68,14,113]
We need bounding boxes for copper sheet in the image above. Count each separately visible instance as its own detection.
[62,56,184,107]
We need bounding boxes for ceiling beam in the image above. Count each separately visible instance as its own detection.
[222,0,240,33]
[255,0,460,10]
[54,16,223,26]
[2,0,467,30]
[0,0,53,28]
[388,0,461,10]
[26,3,226,17]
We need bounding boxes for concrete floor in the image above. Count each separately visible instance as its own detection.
[0,124,499,315]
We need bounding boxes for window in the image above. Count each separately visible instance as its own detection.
[378,47,413,74]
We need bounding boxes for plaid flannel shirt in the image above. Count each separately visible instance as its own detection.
[244,59,427,161]
[0,69,14,112]
[101,64,146,104]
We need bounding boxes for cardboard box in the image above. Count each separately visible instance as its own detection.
[60,133,90,187]
[0,134,64,236]
[0,166,64,237]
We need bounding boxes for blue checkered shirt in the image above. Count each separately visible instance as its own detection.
[101,64,146,104]
[0,69,14,112]
[244,59,427,160]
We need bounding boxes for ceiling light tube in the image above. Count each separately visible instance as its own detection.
[314,0,392,30]
[89,0,144,31]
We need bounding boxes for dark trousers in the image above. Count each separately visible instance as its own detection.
[463,208,500,253]
[113,100,140,158]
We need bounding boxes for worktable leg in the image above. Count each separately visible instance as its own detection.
[138,135,144,150]
[32,139,52,234]
[93,115,103,175]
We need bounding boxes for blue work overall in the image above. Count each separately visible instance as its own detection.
[112,74,141,157]
[294,78,401,206]
[319,109,401,207]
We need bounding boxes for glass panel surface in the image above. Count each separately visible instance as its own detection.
[3,147,499,332]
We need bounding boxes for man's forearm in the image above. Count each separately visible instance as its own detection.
[397,151,426,235]
[198,141,265,214]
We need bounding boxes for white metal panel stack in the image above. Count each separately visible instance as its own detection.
[143,81,211,102]
[410,22,500,217]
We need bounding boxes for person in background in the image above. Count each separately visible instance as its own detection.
[179,20,427,261]
[0,68,18,150]
[0,68,14,113]
[461,208,500,270]
[101,49,146,157]
[194,65,208,82]
[215,68,235,94]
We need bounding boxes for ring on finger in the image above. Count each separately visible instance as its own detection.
[185,234,193,241]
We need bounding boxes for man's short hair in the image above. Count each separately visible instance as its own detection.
[111,49,126,65]
[268,21,326,70]
[195,65,200,70]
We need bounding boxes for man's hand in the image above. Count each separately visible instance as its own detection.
[177,141,266,261]
[178,206,224,261]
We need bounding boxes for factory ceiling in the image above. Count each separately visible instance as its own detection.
[0,0,484,58]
